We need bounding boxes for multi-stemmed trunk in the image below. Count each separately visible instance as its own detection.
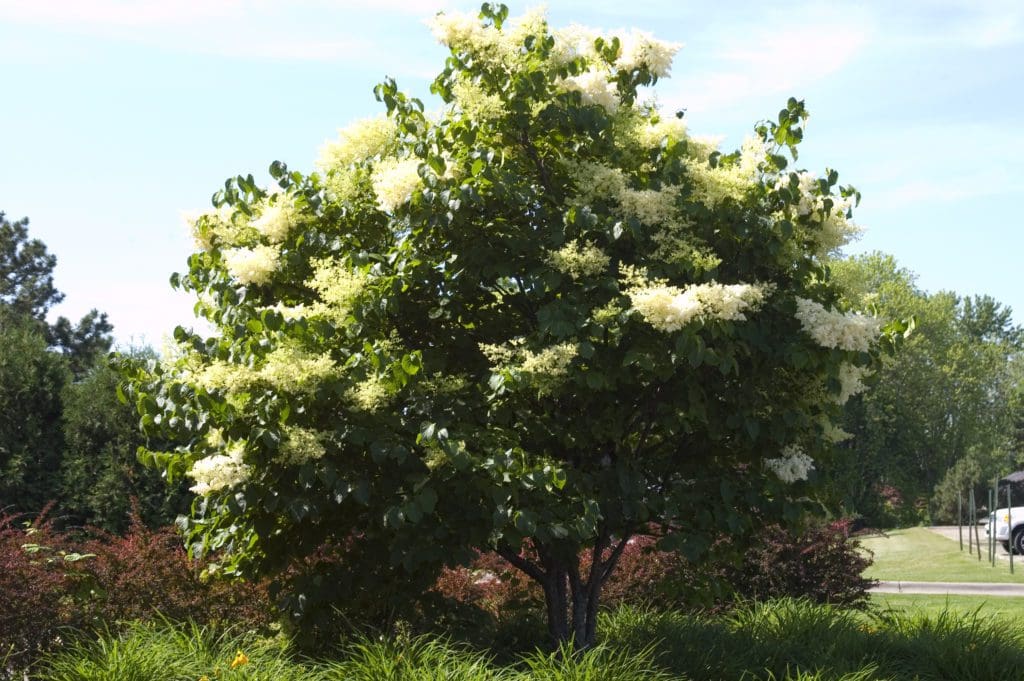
[498,529,632,650]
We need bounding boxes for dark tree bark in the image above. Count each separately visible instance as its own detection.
[499,528,632,650]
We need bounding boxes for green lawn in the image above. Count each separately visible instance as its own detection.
[860,527,1024,583]
[869,593,1024,622]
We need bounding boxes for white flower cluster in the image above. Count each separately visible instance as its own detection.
[317,116,398,171]
[545,240,610,279]
[777,171,820,216]
[820,417,853,443]
[616,29,682,77]
[429,10,498,54]
[251,197,296,244]
[428,8,679,116]
[277,426,326,465]
[260,344,338,394]
[569,161,684,229]
[480,339,578,395]
[519,342,579,378]
[764,445,815,483]
[570,161,627,201]
[306,257,365,324]
[346,373,392,412]
[192,344,337,396]
[687,136,767,208]
[836,362,871,404]
[618,187,682,227]
[550,24,680,77]
[628,280,771,332]
[451,78,505,120]
[371,158,422,213]
[182,205,236,251]
[189,441,250,496]
[554,25,679,113]
[794,298,879,353]
[775,171,861,255]
[559,70,620,112]
[550,23,603,63]
[223,244,279,285]
[633,115,688,149]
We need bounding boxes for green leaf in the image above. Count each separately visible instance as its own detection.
[401,353,421,375]
[514,510,537,535]
[417,487,438,514]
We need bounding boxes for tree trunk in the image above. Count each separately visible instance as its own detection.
[499,531,632,651]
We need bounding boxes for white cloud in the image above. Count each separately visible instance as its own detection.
[664,16,871,115]
[0,0,242,26]
[0,0,451,26]
[897,0,1024,48]
[872,175,1015,209]
[0,0,449,61]
[851,123,1023,209]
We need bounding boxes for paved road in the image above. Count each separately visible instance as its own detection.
[872,580,1024,596]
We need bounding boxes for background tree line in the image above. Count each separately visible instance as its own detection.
[1,212,1020,532]
[826,252,1024,524]
[0,211,188,531]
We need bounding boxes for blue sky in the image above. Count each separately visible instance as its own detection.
[1,0,1021,346]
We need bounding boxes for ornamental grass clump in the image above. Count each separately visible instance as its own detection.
[38,620,313,681]
[122,2,908,649]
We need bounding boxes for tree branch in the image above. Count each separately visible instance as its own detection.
[586,527,611,590]
[497,544,546,583]
[518,130,554,196]
[599,534,632,585]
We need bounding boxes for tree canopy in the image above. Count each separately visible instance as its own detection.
[828,253,1022,524]
[123,5,903,648]
[0,212,63,319]
[0,211,113,376]
[0,213,161,527]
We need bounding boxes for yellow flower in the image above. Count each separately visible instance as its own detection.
[199,677,210,681]
[231,651,249,669]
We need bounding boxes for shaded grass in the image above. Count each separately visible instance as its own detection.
[601,599,1024,680]
[859,527,1024,583]
[34,599,1024,681]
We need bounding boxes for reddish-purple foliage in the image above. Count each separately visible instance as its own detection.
[0,507,273,672]
[0,505,88,671]
[433,520,874,620]
[727,519,876,607]
[78,512,272,627]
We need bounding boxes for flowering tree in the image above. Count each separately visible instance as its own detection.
[123,5,904,648]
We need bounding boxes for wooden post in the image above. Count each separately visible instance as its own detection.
[1009,484,1014,575]
[993,478,999,565]
[988,487,995,565]
[974,497,982,563]
[968,488,975,556]
[959,490,964,551]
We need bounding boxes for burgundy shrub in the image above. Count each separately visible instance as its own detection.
[0,507,92,672]
[726,519,876,607]
[433,549,543,619]
[0,506,273,672]
[433,520,874,621]
[79,511,273,628]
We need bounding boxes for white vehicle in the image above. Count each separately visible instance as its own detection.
[989,506,1024,554]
